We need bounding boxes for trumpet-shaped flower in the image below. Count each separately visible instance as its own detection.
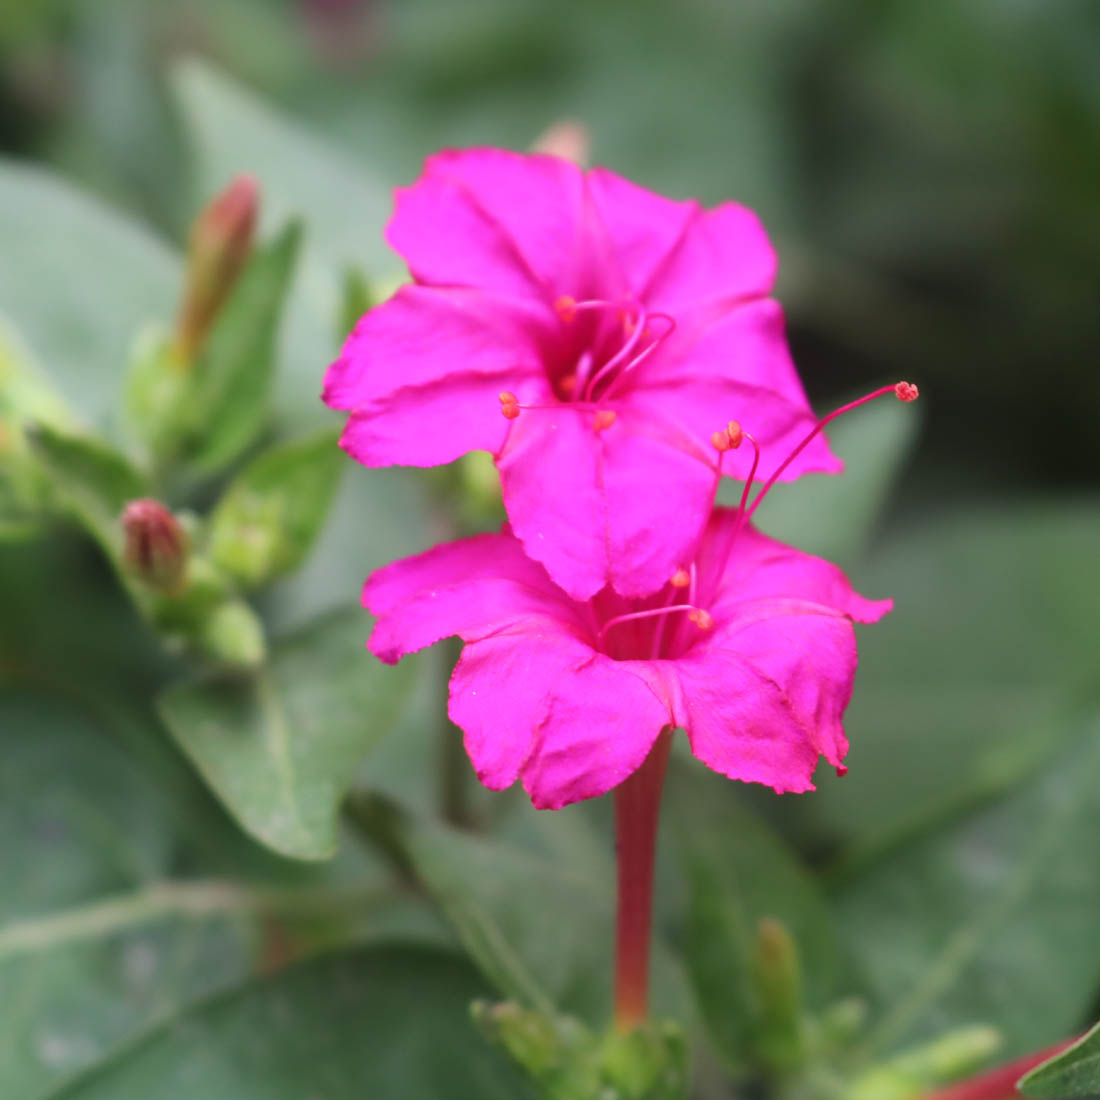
[325,147,840,601]
[365,505,891,809]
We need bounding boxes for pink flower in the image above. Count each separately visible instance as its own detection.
[364,507,891,810]
[324,147,840,601]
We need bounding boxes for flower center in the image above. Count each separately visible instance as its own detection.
[496,294,677,431]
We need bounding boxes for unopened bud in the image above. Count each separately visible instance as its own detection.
[752,917,805,1072]
[175,174,259,364]
[895,380,919,402]
[592,409,617,431]
[532,119,591,166]
[122,498,189,593]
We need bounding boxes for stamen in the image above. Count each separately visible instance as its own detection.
[599,603,713,647]
[744,381,919,521]
[600,313,676,401]
[583,301,647,400]
[670,568,691,588]
[499,391,520,419]
[593,409,617,431]
[554,296,577,323]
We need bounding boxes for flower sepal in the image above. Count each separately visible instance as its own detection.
[472,1000,687,1100]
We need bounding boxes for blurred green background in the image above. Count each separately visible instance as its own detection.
[3,3,1100,1097]
[2,0,1098,496]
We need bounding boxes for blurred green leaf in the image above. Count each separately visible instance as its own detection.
[835,710,1100,1058]
[0,688,256,1100]
[50,945,535,1100]
[664,763,836,1073]
[718,393,920,566]
[0,159,178,436]
[787,504,1100,858]
[169,59,396,432]
[26,423,148,558]
[381,808,692,1028]
[1019,1022,1100,1098]
[185,220,302,474]
[207,428,344,589]
[158,608,415,861]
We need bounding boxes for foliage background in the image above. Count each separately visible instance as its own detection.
[1,1,1099,1098]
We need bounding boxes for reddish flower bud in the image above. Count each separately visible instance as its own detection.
[175,174,259,364]
[122,498,189,593]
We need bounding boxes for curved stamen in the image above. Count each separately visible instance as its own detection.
[600,314,677,401]
[744,381,918,521]
[583,302,647,401]
[599,603,713,649]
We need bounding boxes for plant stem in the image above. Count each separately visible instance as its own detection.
[613,728,674,1031]
[918,1039,1074,1100]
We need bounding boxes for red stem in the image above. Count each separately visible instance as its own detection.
[613,728,674,1031]
[918,1039,1075,1100]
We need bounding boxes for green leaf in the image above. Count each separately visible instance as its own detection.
[790,504,1100,858]
[0,159,178,437]
[0,688,255,1100]
[207,428,344,589]
[50,945,535,1100]
[382,808,693,1028]
[663,763,837,1072]
[26,423,149,557]
[158,608,416,861]
[185,220,303,473]
[1019,1022,1100,1098]
[716,392,920,566]
[834,710,1100,1059]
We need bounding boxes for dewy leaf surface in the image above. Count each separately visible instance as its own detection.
[1019,1020,1100,1098]
[835,711,1100,1058]
[49,946,535,1100]
[0,160,178,436]
[159,609,417,861]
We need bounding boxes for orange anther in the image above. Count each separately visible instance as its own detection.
[711,428,733,452]
[592,409,617,431]
[554,295,577,323]
[499,391,520,419]
[687,609,714,631]
[725,420,744,448]
[895,381,919,402]
[671,568,691,588]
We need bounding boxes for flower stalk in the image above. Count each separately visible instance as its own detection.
[613,728,674,1032]
[917,1039,1074,1100]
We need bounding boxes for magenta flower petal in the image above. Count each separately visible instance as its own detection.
[330,147,843,598]
[674,605,859,792]
[387,148,592,298]
[365,531,578,663]
[497,409,609,601]
[519,657,671,809]
[626,299,841,484]
[364,510,890,806]
[643,201,777,314]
